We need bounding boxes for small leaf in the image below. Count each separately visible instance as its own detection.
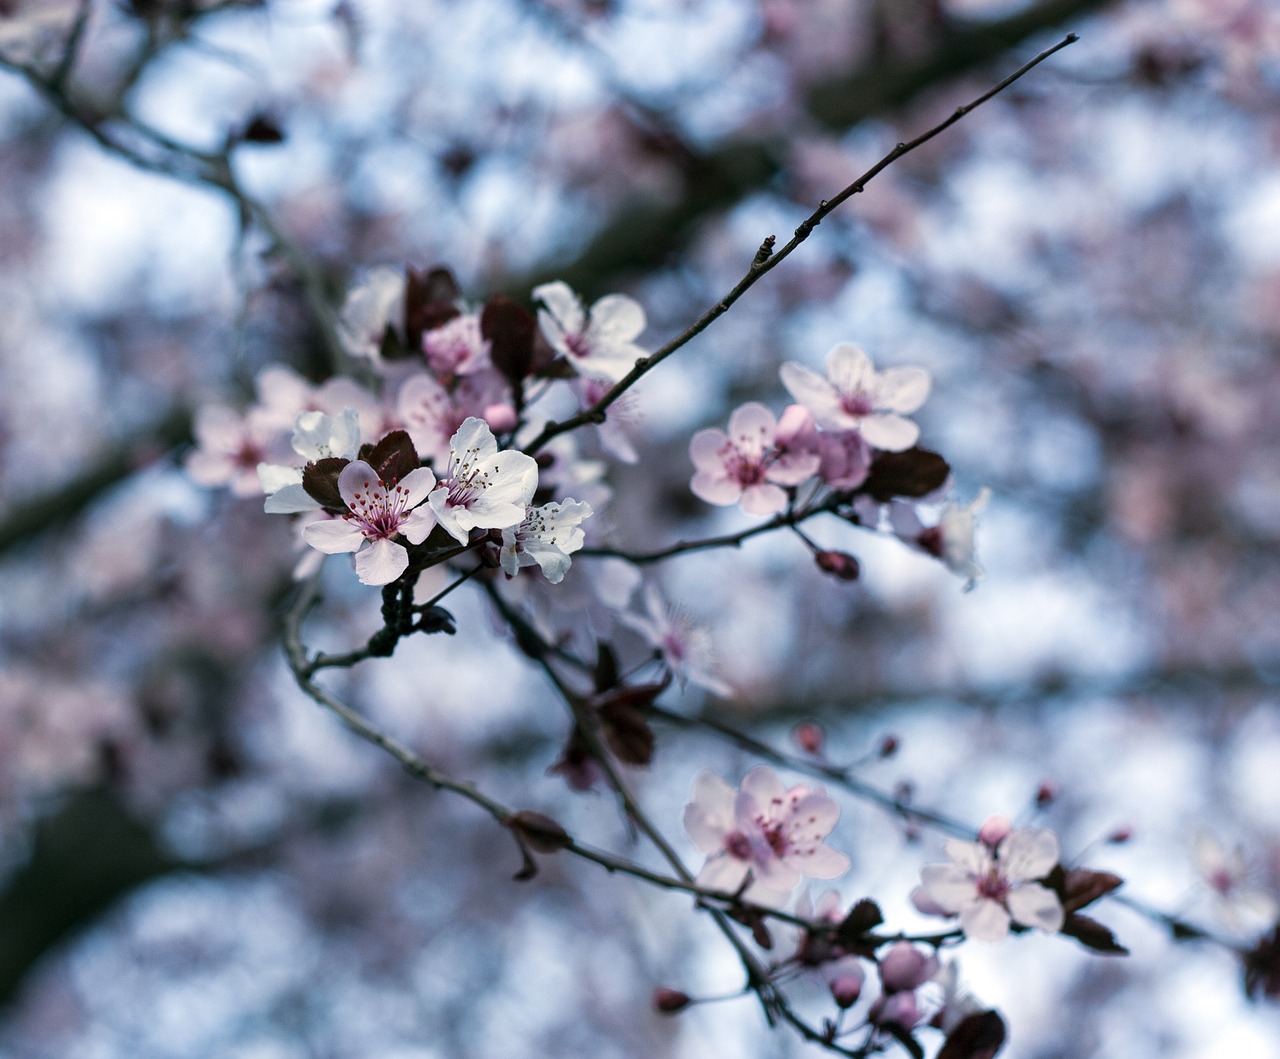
[1061,912,1129,955]
[937,1010,1007,1059]
[405,266,461,347]
[835,898,883,947]
[598,697,656,766]
[364,430,421,485]
[1062,868,1124,913]
[482,294,537,388]
[861,448,950,501]
[301,457,349,510]
[508,810,571,853]
[594,642,620,693]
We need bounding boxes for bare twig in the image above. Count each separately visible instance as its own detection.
[523,34,1078,456]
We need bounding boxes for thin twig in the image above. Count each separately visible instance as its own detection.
[523,33,1078,456]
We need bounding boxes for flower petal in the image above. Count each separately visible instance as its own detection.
[959,898,1011,943]
[998,828,1060,883]
[875,366,931,413]
[1007,883,1065,934]
[857,413,919,452]
[302,519,365,554]
[353,538,409,585]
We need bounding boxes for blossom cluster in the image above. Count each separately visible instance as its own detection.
[688,342,989,588]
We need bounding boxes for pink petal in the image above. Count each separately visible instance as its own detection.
[533,281,585,336]
[739,482,787,515]
[793,845,849,879]
[354,538,409,586]
[739,766,786,808]
[337,460,382,509]
[727,402,777,447]
[942,838,990,877]
[780,361,837,415]
[691,471,742,506]
[689,428,730,472]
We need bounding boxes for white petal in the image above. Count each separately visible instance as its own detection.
[727,402,777,448]
[739,482,787,515]
[943,838,990,877]
[697,855,751,894]
[875,366,931,413]
[824,343,874,395]
[959,899,1011,943]
[533,281,585,334]
[399,466,437,507]
[684,772,736,852]
[399,507,437,545]
[739,766,786,809]
[998,828,1060,883]
[449,417,498,462]
[689,428,730,472]
[263,483,319,514]
[337,460,382,509]
[780,361,838,414]
[588,293,645,343]
[858,413,919,452]
[1007,883,1065,934]
[354,538,409,585]
[302,519,365,554]
[690,472,741,506]
[919,864,978,914]
[793,845,849,879]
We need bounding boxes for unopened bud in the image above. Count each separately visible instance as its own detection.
[1035,780,1059,807]
[508,810,571,853]
[653,987,691,1014]
[879,734,899,758]
[792,722,825,755]
[978,814,1013,848]
[1108,825,1134,844]
[815,549,860,581]
[483,402,519,434]
[830,973,863,1009]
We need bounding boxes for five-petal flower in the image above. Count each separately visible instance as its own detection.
[428,417,539,544]
[302,460,437,585]
[916,826,1064,942]
[534,280,647,381]
[781,342,930,451]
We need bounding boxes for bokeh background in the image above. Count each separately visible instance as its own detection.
[2,0,1279,1056]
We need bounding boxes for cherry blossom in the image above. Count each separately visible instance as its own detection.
[338,266,405,362]
[500,498,594,584]
[890,487,990,590]
[683,767,849,904]
[302,460,438,585]
[622,584,732,696]
[185,405,290,497]
[259,408,362,514]
[780,342,930,451]
[397,371,508,468]
[533,280,647,381]
[791,890,866,1009]
[1192,832,1279,934]
[421,311,491,379]
[915,825,1064,943]
[689,402,821,515]
[428,417,539,545]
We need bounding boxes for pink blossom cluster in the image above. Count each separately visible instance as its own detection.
[689,342,930,516]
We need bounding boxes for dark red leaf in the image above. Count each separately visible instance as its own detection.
[405,266,461,348]
[301,457,349,510]
[861,448,950,502]
[835,898,884,947]
[363,430,420,485]
[1062,868,1124,912]
[508,810,571,853]
[1061,913,1129,955]
[937,1010,1007,1059]
[481,294,537,388]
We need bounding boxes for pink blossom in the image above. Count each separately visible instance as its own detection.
[428,418,539,545]
[302,460,438,585]
[889,487,990,590]
[397,371,506,468]
[689,402,821,515]
[622,584,732,696]
[916,827,1064,942]
[500,498,594,584]
[421,311,491,379]
[186,405,290,497]
[534,280,647,381]
[683,766,849,904]
[780,342,930,451]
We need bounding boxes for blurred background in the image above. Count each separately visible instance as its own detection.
[1,0,1279,1055]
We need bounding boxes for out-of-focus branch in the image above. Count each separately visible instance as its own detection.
[513,0,1115,299]
[525,34,1078,455]
[0,406,191,555]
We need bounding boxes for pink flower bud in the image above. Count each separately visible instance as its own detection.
[872,990,922,1029]
[483,402,518,434]
[1035,780,1059,807]
[909,884,952,918]
[879,734,899,758]
[792,722,825,755]
[830,974,863,1009]
[978,814,1013,848]
[1108,825,1134,844]
[878,942,939,993]
[815,549,860,581]
[653,988,691,1014]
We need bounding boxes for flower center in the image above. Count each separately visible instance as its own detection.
[564,333,593,360]
[725,830,753,860]
[346,476,412,540]
[975,867,1011,903]
[840,391,875,418]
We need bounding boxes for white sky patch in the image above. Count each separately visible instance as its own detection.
[1223,172,1280,267]
[41,141,236,315]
